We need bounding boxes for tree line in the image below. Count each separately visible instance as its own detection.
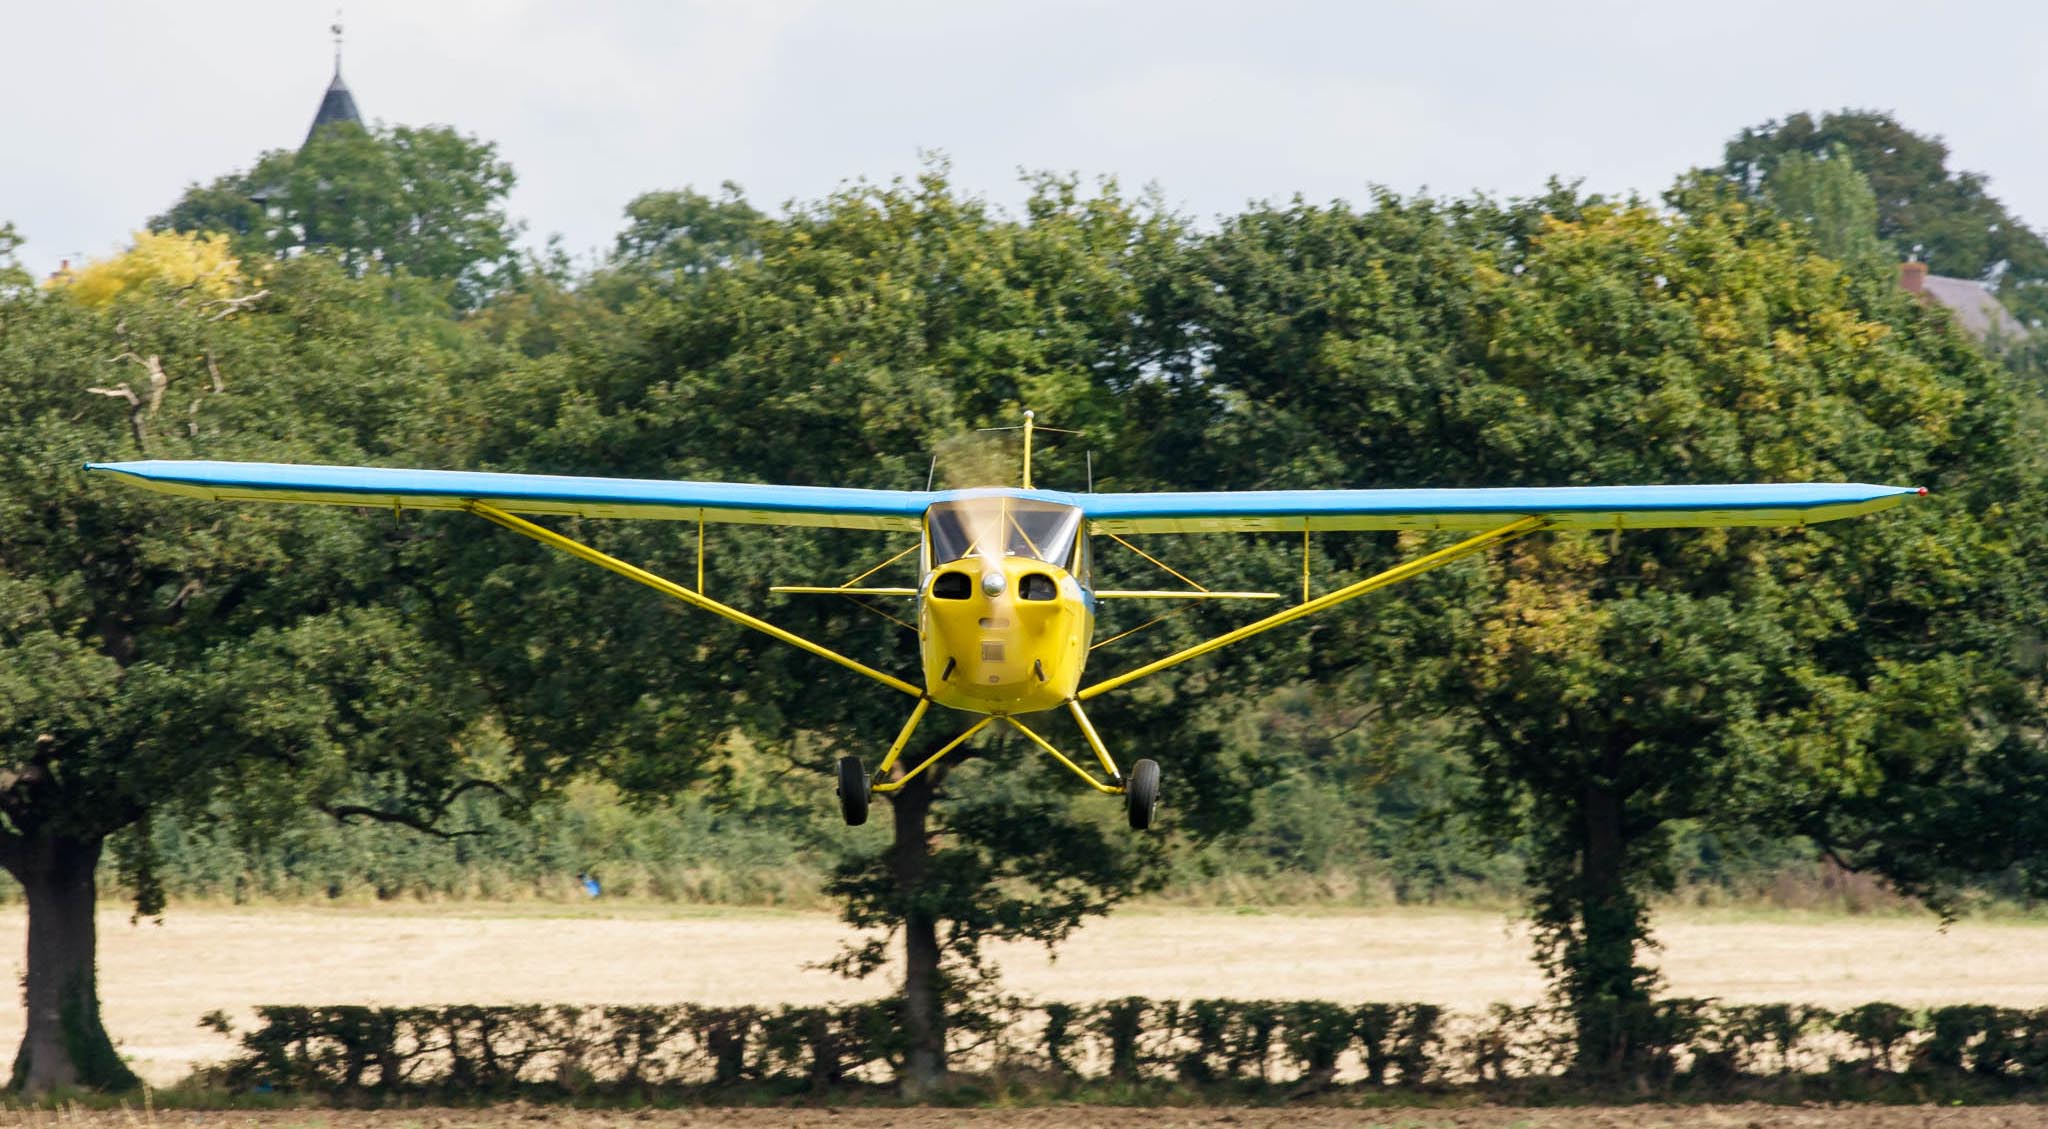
[0,107,2044,1097]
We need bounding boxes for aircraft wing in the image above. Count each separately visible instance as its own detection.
[87,462,1924,535]
[84,460,930,531]
[1075,483,1924,534]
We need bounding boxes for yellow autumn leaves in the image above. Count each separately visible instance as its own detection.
[53,229,250,307]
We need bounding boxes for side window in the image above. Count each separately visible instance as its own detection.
[931,572,971,600]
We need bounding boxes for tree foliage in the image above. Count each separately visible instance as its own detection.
[1442,189,2045,1072]
[152,123,520,308]
[1722,109,2048,328]
[1129,183,2048,1078]
[11,111,2048,1097]
[0,253,501,1092]
[410,168,1241,1092]
[1759,145,1887,265]
[0,223,32,298]
[56,230,248,308]
[610,183,765,281]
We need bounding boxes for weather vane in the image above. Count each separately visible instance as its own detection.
[331,9,344,69]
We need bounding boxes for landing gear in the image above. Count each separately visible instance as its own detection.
[837,756,870,826]
[1125,759,1161,831]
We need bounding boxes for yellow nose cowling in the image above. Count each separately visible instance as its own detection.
[920,556,1091,714]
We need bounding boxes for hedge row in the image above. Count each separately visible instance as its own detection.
[212,998,2048,1094]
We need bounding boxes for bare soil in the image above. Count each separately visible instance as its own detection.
[14,1104,2048,1128]
[2,905,2045,1088]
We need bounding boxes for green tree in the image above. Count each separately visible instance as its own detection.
[1760,145,1887,264]
[1162,185,2048,1076]
[562,183,768,322]
[1434,191,2044,1074]
[430,169,1243,1094]
[0,255,497,1093]
[0,223,30,297]
[610,182,764,280]
[152,123,521,308]
[1723,110,2048,315]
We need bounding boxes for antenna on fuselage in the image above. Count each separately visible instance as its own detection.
[926,455,936,492]
[975,410,1077,490]
[1022,410,1035,489]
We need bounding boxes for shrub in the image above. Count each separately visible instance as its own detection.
[211,995,2048,1097]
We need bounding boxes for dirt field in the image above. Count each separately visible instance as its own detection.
[17,1105,2048,1128]
[3,905,2046,1088]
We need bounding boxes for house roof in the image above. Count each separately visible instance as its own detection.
[1919,274,2028,341]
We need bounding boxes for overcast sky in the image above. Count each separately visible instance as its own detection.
[7,1,2047,277]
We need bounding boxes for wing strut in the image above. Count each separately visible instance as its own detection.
[1078,516,1546,701]
[467,501,922,698]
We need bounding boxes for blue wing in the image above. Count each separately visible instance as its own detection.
[85,461,931,531]
[86,461,1922,534]
[1073,483,1924,533]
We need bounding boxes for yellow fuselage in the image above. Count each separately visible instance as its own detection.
[916,496,1094,715]
[919,555,1093,713]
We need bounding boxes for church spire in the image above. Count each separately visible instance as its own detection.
[304,10,363,148]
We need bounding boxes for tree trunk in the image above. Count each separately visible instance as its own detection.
[5,831,137,1095]
[1571,774,1647,1078]
[889,768,946,1097]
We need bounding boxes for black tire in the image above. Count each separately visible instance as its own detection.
[1125,759,1161,831]
[836,756,870,826]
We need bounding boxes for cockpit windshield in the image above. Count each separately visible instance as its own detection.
[927,497,1083,570]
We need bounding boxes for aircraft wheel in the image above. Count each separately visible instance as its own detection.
[836,756,870,826]
[1125,759,1161,831]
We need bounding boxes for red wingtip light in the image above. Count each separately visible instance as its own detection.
[1917,487,1929,496]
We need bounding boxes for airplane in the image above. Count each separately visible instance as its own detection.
[88,412,1924,831]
